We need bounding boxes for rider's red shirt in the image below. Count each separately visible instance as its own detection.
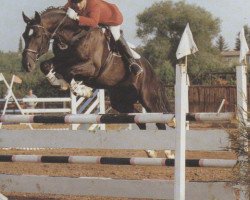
[64,0,123,27]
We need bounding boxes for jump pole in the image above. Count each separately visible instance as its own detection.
[174,64,187,200]
[0,155,237,168]
[0,112,234,124]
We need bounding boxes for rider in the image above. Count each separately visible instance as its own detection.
[64,0,143,76]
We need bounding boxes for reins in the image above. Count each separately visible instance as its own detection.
[24,15,68,61]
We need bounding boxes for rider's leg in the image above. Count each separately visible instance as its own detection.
[109,25,143,76]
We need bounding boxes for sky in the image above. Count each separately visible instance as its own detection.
[0,0,250,52]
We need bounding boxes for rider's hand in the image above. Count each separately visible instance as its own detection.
[67,8,78,20]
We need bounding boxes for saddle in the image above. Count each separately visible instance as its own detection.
[56,26,119,55]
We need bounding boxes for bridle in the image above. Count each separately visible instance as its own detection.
[24,15,67,61]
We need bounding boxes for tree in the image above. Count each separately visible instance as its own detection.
[136,1,225,84]
[18,37,23,53]
[215,35,229,51]
[0,50,66,98]
[235,25,250,51]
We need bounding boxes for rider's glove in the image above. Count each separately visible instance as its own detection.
[67,8,78,20]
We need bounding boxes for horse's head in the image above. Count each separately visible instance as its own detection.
[22,7,84,72]
[22,11,51,72]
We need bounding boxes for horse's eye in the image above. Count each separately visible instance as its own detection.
[28,29,34,36]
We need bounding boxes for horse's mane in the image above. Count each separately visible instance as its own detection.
[40,6,65,16]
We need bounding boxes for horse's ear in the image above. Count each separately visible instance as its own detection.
[34,11,41,24]
[22,12,31,24]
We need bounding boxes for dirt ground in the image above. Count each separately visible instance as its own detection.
[0,122,238,200]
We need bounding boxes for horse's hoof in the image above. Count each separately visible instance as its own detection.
[60,86,69,91]
[85,90,93,98]
[164,150,175,159]
[145,150,157,158]
[59,80,69,91]
[166,118,176,128]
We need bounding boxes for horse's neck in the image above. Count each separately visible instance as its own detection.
[43,11,79,36]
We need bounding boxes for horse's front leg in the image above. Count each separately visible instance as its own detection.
[64,61,97,97]
[40,58,69,90]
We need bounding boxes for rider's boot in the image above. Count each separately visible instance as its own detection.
[70,78,93,98]
[116,36,143,76]
[46,69,69,90]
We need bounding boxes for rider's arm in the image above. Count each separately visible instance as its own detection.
[78,3,100,27]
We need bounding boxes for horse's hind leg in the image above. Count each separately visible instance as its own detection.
[140,92,175,158]
[109,90,146,130]
[111,101,159,157]
[156,123,166,130]
[111,102,146,130]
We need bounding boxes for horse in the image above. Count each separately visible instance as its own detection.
[21,7,173,132]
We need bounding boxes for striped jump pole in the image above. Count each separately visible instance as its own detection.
[0,155,237,168]
[0,112,235,124]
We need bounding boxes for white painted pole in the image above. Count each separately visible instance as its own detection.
[0,193,8,200]
[236,65,248,200]
[236,66,248,124]
[174,64,187,200]
[98,89,106,130]
[185,74,190,130]
[22,98,72,103]
[70,92,78,130]
[1,76,15,118]
[217,99,226,114]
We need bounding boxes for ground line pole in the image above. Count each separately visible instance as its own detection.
[174,64,187,200]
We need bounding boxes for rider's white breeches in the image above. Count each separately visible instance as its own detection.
[109,25,141,59]
[109,25,121,41]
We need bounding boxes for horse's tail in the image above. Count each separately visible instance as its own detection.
[157,80,173,113]
[142,57,173,113]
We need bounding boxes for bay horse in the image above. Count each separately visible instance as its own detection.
[21,7,172,131]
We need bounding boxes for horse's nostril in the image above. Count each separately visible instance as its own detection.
[27,63,32,72]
